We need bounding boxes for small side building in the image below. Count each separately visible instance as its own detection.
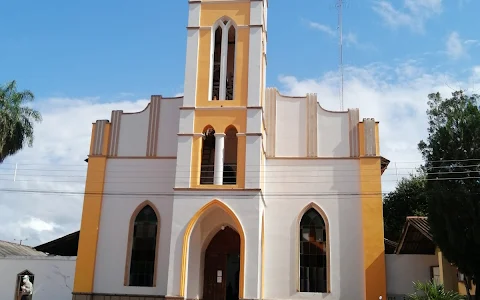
[385,216,476,299]
[0,233,77,300]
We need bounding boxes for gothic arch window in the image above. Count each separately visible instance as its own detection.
[299,207,328,293]
[210,17,236,101]
[126,203,159,287]
[223,125,238,184]
[200,126,216,184]
[16,270,34,300]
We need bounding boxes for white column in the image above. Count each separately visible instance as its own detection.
[214,133,225,185]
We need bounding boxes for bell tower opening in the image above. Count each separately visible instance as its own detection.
[211,27,222,101]
[226,25,236,100]
[200,127,216,184]
[210,18,237,101]
[223,126,238,185]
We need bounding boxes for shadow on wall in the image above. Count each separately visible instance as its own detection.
[334,117,365,299]
[367,252,387,299]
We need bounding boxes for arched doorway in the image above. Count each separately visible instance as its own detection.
[203,226,240,300]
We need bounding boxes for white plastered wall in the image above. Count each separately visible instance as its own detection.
[116,98,182,157]
[317,106,350,157]
[166,193,262,299]
[258,196,266,296]
[385,254,438,295]
[157,99,183,156]
[263,159,364,300]
[247,0,263,107]
[0,256,76,300]
[93,159,177,295]
[274,95,307,157]
[117,110,150,156]
[269,91,352,158]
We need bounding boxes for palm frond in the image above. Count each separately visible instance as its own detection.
[407,280,466,300]
[0,80,42,162]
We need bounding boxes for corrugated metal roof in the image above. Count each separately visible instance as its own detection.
[384,238,398,254]
[34,231,79,256]
[395,216,436,254]
[384,238,398,248]
[0,240,48,257]
[406,216,433,241]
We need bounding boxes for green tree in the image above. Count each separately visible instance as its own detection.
[0,80,42,163]
[418,91,480,300]
[383,173,428,241]
[407,280,465,300]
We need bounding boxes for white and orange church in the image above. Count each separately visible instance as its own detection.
[71,1,389,300]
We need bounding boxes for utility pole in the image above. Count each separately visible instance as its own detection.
[14,238,28,245]
[336,0,344,110]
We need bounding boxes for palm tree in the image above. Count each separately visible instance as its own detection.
[0,80,42,163]
[407,280,466,300]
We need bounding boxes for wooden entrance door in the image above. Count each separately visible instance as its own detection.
[203,227,240,300]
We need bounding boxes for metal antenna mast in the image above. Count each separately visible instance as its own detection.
[337,0,344,110]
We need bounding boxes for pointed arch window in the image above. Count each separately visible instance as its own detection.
[299,208,328,293]
[128,205,159,287]
[211,18,236,101]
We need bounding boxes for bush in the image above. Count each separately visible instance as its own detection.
[407,280,465,300]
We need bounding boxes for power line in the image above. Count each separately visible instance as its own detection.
[0,189,430,197]
[3,157,480,167]
[2,181,480,198]
[0,163,478,179]
[0,177,478,186]
[0,165,480,182]
[1,175,479,197]
[1,160,479,171]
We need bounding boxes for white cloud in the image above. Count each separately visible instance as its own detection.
[308,21,336,36]
[0,98,149,246]
[1,58,478,245]
[307,21,375,50]
[405,0,442,14]
[464,39,479,45]
[446,31,466,60]
[372,0,442,32]
[20,217,57,232]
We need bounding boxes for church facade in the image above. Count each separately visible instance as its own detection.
[72,1,388,300]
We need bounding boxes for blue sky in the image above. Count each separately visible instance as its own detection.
[2,0,478,101]
[1,0,480,244]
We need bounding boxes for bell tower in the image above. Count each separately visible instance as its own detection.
[177,0,268,189]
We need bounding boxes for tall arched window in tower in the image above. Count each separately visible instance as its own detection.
[299,208,328,293]
[226,25,236,100]
[128,205,158,287]
[200,126,216,184]
[223,126,238,184]
[211,26,222,100]
[210,18,236,101]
